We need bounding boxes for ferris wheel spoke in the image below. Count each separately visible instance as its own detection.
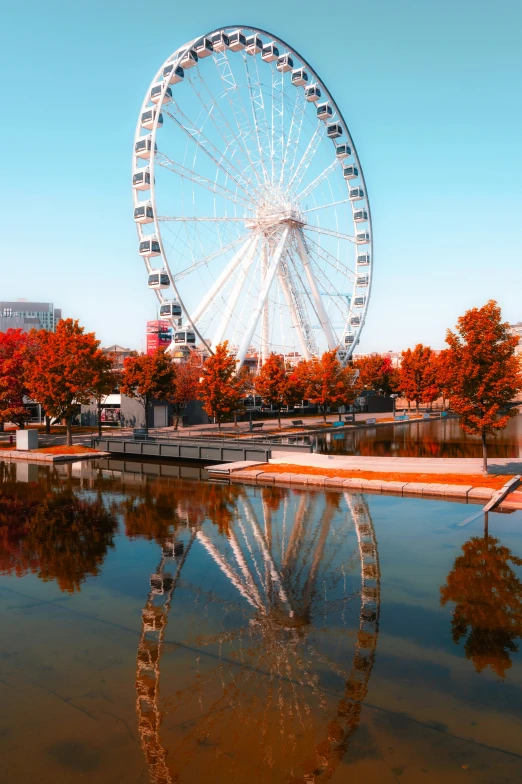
[278,252,315,359]
[236,227,289,369]
[244,52,271,186]
[196,531,261,610]
[212,235,260,347]
[280,90,306,190]
[271,64,285,186]
[302,198,352,214]
[191,235,257,324]
[214,50,269,188]
[296,159,340,204]
[304,225,356,242]
[295,230,337,350]
[287,122,327,195]
[158,216,246,222]
[305,234,356,278]
[156,152,251,208]
[186,66,264,192]
[162,106,255,199]
[174,234,251,281]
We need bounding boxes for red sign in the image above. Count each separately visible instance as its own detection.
[146,320,172,356]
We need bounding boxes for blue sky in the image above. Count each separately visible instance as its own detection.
[1,0,521,352]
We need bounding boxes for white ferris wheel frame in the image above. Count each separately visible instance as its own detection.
[132,25,374,366]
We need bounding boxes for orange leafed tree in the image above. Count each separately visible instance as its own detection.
[197,342,242,431]
[170,352,202,430]
[444,300,522,473]
[255,354,287,427]
[0,328,31,431]
[398,344,440,413]
[24,319,104,445]
[299,350,358,424]
[120,348,175,432]
[353,353,399,396]
[440,529,522,679]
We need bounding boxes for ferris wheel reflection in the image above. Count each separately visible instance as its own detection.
[135,485,381,784]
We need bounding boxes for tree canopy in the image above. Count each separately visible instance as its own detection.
[443,300,522,471]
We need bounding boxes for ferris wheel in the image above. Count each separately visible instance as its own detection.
[133,26,373,365]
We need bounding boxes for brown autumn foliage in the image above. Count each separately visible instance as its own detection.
[197,341,243,430]
[24,319,110,445]
[440,531,522,678]
[120,347,175,431]
[398,344,440,412]
[444,300,522,471]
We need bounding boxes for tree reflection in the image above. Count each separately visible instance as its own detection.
[440,517,522,678]
[0,464,117,593]
[122,478,244,544]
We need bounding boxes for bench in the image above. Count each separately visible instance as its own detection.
[366,417,376,425]
[333,421,344,427]
[250,422,264,431]
[344,414,355,423]
[291,420,304,428]
[394,415,409,422]
[423,413,431,420]
[133,429,148,440]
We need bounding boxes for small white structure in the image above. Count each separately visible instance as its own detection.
[16,429,38,450]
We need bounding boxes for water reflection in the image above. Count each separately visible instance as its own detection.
[0,462,117,593]
[135,486,380,783]
[441,515,522,678]
[316,415,522,458]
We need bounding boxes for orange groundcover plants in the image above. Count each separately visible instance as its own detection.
[246,463,510,489]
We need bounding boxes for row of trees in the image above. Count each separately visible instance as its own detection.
[0,301,520,467]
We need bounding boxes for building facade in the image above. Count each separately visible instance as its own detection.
[0,301,62,333]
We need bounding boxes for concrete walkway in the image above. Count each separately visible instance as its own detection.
[269,452,522,476]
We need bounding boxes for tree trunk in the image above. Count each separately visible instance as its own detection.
[482,430,488,475]
[407,400,411,413]
[174,414,180,430]
[278,410,281,429]
[97,400,102,438]
[143,400,148,433]
[323,407,327,425]
[234,411,238,427]
[66,415,72,446]
[218,419,221,432]
[0,421,3,432]
[45,415,50,434]
[19,420,25,430]
[484,511,489,540]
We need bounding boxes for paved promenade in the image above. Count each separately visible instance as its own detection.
[269,452,522,475]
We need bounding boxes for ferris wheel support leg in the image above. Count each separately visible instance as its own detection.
[235,227,289,370]
[191,235,256,326]
[213,234,259,349]
[296,230,337,351]
[277,260,312,361]
[261,238,269,365]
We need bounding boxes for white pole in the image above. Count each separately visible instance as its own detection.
[277,263,312,360]
[212,235,259,348]
[261,237,269,365]
[192,235,255,325]
[296,230,337,350]
[235,227,289,370]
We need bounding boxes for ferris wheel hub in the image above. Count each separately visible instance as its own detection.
[244,189,305,232]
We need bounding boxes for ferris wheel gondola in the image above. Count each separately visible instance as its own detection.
[133,26,373,363]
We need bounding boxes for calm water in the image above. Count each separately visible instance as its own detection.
[1,458,522,783]
[316,414,522,458]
